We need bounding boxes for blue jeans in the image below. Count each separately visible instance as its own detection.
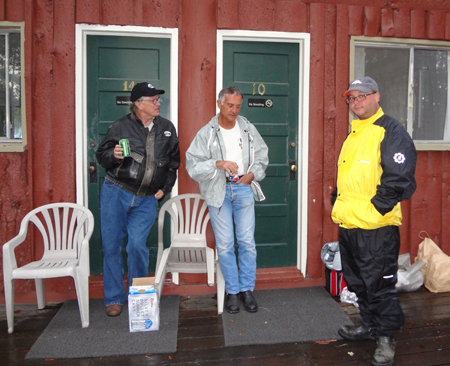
[208,183,256,295]
[100,180,158,307]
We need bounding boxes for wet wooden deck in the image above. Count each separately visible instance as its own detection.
[1,286,450,365]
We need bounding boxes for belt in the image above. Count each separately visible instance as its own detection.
[226,175,243,183]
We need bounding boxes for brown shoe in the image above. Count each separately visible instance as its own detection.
[106,304,122,317]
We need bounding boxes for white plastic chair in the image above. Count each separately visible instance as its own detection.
[2,202,94,333]
[154,194,225,314]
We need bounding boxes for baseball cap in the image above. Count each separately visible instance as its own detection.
[130,82,165,102]
[344,77,379,96]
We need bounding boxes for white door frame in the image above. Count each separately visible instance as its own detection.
[75,24,179,208]
[216,30,310,274]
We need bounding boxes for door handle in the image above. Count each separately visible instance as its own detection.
[289,160,296,181]
[89,162,97,183]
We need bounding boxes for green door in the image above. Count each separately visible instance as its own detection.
[86,35,171,275]
[223,41,299,268]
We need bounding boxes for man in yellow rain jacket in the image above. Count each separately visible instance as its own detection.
[331,77,417,366]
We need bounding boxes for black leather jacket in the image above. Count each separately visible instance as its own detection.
[96,113,180,197]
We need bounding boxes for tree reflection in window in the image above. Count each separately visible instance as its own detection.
[0,30,21,139]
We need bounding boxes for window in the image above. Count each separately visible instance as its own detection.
[352,37,450,150]
[0,22,25,152]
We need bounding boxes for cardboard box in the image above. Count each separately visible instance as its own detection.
[128,277,159,332]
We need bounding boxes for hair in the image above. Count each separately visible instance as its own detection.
[130,97,143,113]
[218,86,243,103]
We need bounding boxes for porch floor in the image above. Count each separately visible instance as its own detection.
[1,286,450,365]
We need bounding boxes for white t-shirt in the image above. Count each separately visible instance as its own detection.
[147,117,155,132]
[220,123,245,176]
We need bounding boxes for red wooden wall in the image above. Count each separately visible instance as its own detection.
[0,0,450,298]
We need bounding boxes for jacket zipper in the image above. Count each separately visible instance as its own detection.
[245,130,254,174]
[209,127,224,180]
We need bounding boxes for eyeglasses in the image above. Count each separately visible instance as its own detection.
[346,92,376,104]
[140,98,162,105]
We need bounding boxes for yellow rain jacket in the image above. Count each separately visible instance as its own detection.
[331,108,417,230]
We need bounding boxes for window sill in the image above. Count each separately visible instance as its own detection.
[414,142,450,151]
[0,139,27,152]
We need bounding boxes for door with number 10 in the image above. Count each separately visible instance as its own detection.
[223,41,299,268]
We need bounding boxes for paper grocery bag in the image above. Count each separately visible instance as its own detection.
[415,234,450,293]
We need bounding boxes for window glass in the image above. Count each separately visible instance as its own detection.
[355,46,409,129]
[0,34,5,138]
[0,24,24,151]
[9,32,21,138]
[413,49,448,141]
[354,39,450,145]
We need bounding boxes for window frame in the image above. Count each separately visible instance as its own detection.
[350,36,450,151]
[0,21,26,152]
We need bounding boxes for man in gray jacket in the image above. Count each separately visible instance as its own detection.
[186,86,269,314]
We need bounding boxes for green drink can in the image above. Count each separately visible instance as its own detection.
[119,139,131,157]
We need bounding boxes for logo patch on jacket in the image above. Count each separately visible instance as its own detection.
[393,152,406,164]
[164,131,171,137]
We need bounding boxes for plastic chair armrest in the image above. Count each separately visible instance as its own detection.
[2,230,28,271]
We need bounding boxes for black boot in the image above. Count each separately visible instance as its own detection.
[372,336,396,366]
[225,294,240,314]
[338,323,375,341]
[239,291,258,313]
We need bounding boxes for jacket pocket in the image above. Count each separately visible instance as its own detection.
[114,152,144,182]
[130,151,144,163]
[152,155,171,189]
[156,155,170,168]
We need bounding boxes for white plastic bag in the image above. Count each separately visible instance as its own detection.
[396,253,425,292]
[321,241,342,271]
[340,287,359,307]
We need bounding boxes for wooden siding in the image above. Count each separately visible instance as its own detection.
[0,0,450,297]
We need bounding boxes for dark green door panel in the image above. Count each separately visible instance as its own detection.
[223,41,299,268]
[87,35,170,275]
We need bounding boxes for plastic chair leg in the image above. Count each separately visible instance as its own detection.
[206,249,215,286]
[216,262,225,315]
[35,278,45,309]
[155,269,167,297]
[4,277,15,333]
[155,249,170,296]
[171,272,179,285]
[74,272,90,328]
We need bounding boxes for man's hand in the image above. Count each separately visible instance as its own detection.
[216,160,238,175]
[155,190,165,200]
[237,172,254,185]
[113,145,124,159]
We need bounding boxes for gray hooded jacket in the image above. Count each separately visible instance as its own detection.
[186,114,269,208]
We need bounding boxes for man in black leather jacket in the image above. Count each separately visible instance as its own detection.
[96,82,180,317]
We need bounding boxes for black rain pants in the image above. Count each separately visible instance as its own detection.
[339,225,404,337]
